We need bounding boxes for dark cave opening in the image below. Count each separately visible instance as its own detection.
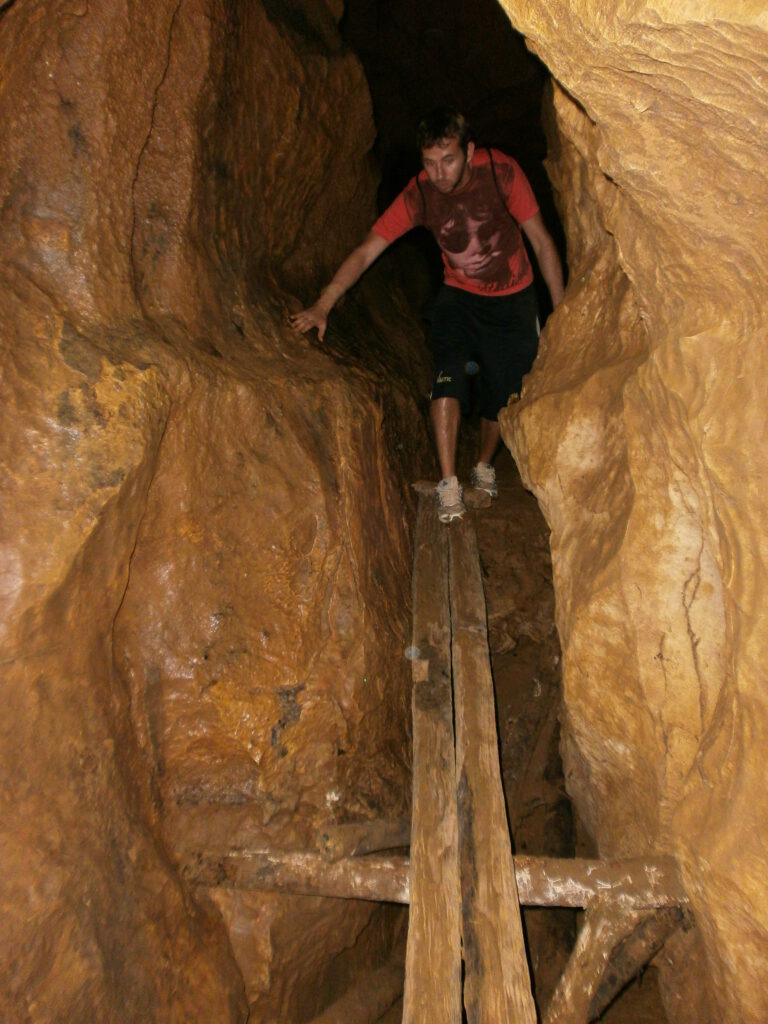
[340,0,568,325]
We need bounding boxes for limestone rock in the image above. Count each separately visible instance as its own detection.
[0,0,431,1018]
[499,3,768,1021]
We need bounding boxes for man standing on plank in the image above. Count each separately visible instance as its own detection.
[291,107,564,523]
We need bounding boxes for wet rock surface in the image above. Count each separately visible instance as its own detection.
[499,3,768,1022]
[1,1,430,1018]
[3,0,766,1019]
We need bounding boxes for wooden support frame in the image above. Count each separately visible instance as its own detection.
[183,497,692,1024]
[188,850,688,1023]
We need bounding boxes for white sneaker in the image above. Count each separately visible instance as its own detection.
[436,476,465,523]
[471,462,498,498]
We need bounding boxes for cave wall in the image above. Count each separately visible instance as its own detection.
[0,1,431,1018]
[498,3,768,1021]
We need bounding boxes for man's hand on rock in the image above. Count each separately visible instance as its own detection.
[290,304,329,341]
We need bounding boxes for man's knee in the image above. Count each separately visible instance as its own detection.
[430,363,471,413]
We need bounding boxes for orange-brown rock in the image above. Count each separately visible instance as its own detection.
[1,0,430,1018]
[499,3,768,1022]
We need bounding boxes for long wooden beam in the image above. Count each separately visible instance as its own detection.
[403,494,462,1023]
[185,850,687,912]
[449,518,537,1024]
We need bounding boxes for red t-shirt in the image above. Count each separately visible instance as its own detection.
[372,148,539,296]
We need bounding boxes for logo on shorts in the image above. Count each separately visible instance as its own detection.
[436,372,453,384]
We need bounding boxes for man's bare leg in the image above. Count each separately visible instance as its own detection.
[431,397,461,479]
[478,417,500,466]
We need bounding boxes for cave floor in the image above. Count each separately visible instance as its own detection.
[379,444,668,1023]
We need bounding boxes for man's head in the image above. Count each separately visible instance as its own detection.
[418,107,475,194]
[417,107,472,154]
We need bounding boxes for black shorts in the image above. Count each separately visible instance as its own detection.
[426,284,540,421]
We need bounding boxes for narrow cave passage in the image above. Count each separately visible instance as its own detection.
[272,3,670,1021]
[275,3,677,1020]
[10,0,758,1021]
[332,6,577,1014]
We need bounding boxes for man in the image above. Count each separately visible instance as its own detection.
[291,107,564,523]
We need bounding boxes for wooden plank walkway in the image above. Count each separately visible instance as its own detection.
[405,491,535,1022]
[184,487,692,1024]
[449,516,537,1024]
[403,489,462,1023]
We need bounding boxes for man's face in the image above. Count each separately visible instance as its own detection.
[421,137,475,193]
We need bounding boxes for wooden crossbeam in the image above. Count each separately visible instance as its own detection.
[512,854,688,909]
[403,493,462,1023]
[449,517,537,1024]
[184,849,687,912]
[190,848,411,903]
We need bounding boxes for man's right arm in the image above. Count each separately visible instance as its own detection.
[290,230,391,341]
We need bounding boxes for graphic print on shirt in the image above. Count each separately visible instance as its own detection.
[371,149,539,297]
[436,196,508,283]
[408,154,531,293]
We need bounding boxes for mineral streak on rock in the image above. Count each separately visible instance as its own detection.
[1,0,430,1019]
[498,3,768,1022]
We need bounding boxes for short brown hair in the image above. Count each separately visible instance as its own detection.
[417,107,472,154]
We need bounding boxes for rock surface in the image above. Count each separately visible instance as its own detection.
[498,3,768,1022]
[0,0,431,1018]
[6,0,767,1018]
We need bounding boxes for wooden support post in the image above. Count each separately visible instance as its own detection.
[180,483,690,1024]
[403,494,462,1023]
[449,518,537,1024]
[544,900,649,1024]
[587,906,685,1021]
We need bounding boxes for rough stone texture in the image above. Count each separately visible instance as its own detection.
[498,3,768,1022]
[1,0,430,1019]
[207,890,406,1021]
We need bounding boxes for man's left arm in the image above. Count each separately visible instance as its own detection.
[521,212,565,309]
